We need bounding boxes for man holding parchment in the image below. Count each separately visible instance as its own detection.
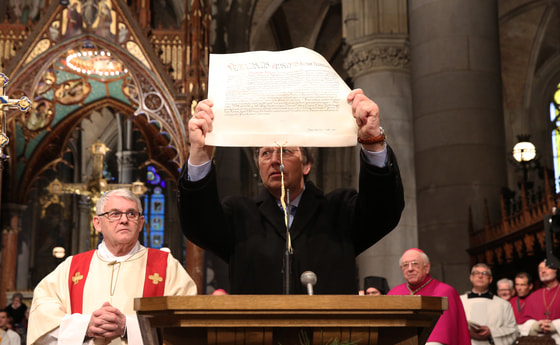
[177,89,404,294]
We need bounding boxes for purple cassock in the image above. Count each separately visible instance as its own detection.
[388,275,471,345]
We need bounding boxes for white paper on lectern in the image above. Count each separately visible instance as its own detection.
[205,47,357,147]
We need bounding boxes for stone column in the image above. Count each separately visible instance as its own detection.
[409,0,506,291]
[77,196,92,253]
[116,151,138,184]
[116,117,138,184]
[342,0,417,288]
[0,204,27,307]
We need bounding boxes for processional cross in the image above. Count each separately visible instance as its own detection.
[0,73,31,160]
[0,72,31,216]
[45,140,147,249]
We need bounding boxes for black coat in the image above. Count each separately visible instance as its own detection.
[177,147,404,294]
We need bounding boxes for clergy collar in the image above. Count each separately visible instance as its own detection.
[98,240,144,262]
[467,290,493,299]
[407,275,432,291]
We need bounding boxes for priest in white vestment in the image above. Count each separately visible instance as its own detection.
[1,310,21,345]
[27,189,197,345]
[460,263,519,345]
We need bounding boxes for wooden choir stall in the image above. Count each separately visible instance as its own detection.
[134,295,446,345]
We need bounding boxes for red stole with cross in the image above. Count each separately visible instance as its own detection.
[68,248,169,314]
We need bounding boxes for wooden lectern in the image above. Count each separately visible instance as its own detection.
[135,295,446,345]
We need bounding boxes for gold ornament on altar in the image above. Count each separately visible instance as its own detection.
[43,140,147,249]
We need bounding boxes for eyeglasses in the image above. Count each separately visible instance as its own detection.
[259,148,299,161]
[400,261,422,270]
[98,210,142,222]
[471,271,490,277]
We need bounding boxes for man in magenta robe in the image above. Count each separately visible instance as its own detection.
[518,260,560,343]
[388,248,471,345]
[509,272,533,324]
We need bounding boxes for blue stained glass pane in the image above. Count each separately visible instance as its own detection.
[151,216,164,230]
[151,232,163,248]
[143,166,166,249]
[552,101,560,193]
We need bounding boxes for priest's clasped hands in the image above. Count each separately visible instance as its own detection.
[86,302,126,340]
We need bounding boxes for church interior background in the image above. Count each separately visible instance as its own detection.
[0,0,559,306]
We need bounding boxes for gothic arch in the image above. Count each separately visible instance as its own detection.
[15,98,134,203]
[2,4,190,203]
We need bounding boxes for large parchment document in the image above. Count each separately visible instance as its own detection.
[206,47,357,147]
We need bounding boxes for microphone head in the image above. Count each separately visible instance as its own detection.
[300,271,317,286]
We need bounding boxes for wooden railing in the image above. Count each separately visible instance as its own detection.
[468,172,558,266]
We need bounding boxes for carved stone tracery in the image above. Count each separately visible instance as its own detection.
[344,39,410,78]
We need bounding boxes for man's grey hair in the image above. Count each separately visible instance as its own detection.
[497,278,513,289]
[471,263,492,276]
[399,249,431,266]
[96,188,143,215]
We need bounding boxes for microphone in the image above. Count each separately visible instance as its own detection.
[300,271,317,296]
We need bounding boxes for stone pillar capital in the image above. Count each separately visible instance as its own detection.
[115,150,139,184]
[2,203,27,233]
[115,150,138,165]
[2,226,21,234]
[344,37,409,79]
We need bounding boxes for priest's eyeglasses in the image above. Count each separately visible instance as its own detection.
[259,148,300,161]
[471,271,490,277]
[400,261,421,270]
[98,210,142,222]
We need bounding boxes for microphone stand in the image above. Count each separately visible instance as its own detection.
[282,188,293,294]
[276,145,293,295]
[283,242,292,294]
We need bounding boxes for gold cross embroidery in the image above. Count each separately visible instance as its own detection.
[72,272,84,285]
[149,273,163,285]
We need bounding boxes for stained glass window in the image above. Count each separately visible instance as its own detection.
[143,165,166,249]
[551,82,560,193]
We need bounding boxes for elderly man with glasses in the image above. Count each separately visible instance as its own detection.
[460,263,519,345]
[178,89,405,294]
[388,248,471,345]
[27,188,197,345]
[496,278,515,301]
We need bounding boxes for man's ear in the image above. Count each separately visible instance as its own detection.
[92,216,102,233]
[303,162,312,176]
